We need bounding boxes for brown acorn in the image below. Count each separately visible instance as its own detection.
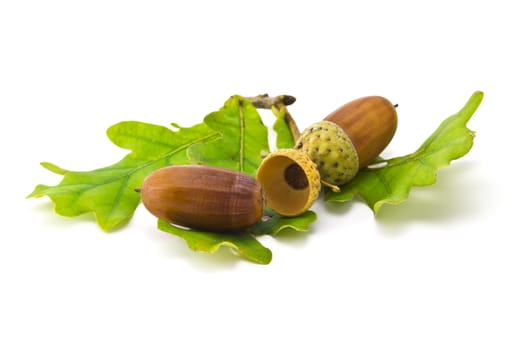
[294,96,397,186]
[257,95,397,216]
[139,165,264,232]
[324,96,398,169]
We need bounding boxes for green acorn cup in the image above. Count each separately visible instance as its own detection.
[294,121,359,186]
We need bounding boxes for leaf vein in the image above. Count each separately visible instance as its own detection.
[115,131,180,150]
[106,175,130,223]
[46,131,219,195]
[239,103,245,172]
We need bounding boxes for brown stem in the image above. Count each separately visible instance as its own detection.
[245,94,301,143]
[245,94,296,108]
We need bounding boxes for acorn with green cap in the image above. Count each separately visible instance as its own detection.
[257,96,398,216]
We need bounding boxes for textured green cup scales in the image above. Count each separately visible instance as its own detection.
[295,121,359,186]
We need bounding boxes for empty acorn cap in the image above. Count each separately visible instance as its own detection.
[256,149,321,217]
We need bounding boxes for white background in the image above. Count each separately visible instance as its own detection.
[1,1,523,349]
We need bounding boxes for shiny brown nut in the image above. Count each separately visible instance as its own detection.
[324,96,398,169]
[140,165,264,232]
[257,96,398,216]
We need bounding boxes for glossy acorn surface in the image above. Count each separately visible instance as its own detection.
[324,96,398,168]
[140,165,264,232]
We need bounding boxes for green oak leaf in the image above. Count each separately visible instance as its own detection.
[27,122,220,231]
[157,220,273,264]
[187,96,269,177]
[157,210,316,264]
[272,106,296,149]
[325,91,484,213]
[28,95,316,263]
[247,209,317,236]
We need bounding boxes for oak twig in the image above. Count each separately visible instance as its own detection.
[246,94,301,142]
[246,94,296,109]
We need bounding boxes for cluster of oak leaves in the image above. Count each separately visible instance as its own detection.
[28,92,483,264]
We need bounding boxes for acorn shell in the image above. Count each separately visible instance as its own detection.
[256,149,321,217]
[140,165,264,232]
[324,96,398,168]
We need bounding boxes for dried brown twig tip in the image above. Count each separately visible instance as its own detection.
[245,94,301,143]
[245,94,296,108]
[281,95,296,106]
